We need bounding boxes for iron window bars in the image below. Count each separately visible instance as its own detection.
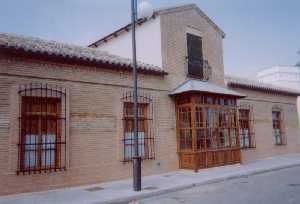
[18,83,67,174]
[238,105,256,149]
[186,33,212,81]
[121,91,155,162]
[272,106,286,145]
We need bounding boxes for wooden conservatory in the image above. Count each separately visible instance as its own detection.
[171,80,245,171]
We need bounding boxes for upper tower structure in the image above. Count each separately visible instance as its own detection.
[89,4,226,88]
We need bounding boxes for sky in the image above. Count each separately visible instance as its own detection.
[1,0,299,77]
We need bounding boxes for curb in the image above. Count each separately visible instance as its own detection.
[96,162,300,204]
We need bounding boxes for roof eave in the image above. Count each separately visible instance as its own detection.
[170,90,246,98]
[88,17,152,47]
[0,46,168,76]
[227,82,300,96]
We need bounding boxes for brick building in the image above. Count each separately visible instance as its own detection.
[0,4,299,195]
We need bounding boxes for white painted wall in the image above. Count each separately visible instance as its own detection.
[97,17,163,68]
[257,66,300,123]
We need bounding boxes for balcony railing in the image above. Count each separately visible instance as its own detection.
[186,58,212,81]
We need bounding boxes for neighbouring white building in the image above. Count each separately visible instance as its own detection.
[257,65,300,120]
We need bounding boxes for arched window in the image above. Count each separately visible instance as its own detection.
[18,83,67,174]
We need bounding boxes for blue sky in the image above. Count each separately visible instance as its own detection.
[1,0,299,77]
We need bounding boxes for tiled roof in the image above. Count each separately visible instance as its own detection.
[226,75,300,96]
[89,4,225,47]
[0,32,167,76]
[170,79,245,98]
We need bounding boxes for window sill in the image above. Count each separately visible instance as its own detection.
[275,143,287,146]
[17,167,66,175]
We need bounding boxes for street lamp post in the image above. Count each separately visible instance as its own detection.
[131,0,154,192]
[131,0,141,192]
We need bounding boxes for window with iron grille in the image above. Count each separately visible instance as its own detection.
[122,92,154,162]
[187,33,204,79]
[18,84,67,174]
[272,109,285,145]
[238,108,255,149]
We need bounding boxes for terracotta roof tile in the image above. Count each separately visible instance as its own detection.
[226,75,300,96]
[0,32,167,76]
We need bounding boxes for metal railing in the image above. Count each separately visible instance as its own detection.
[186,58,212,81]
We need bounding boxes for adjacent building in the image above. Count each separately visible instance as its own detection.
[257,66,300,120]
[0,4,299,195]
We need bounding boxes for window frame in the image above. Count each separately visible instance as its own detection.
[17,84,67,175]
[186,33,204,79]
[20,97,62,171]
[123,102,149,161]
[272,108,286,145]
[238,108,255,149]
[121,91,155,162]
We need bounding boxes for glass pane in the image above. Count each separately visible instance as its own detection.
[24,134,38,169]
[180,129,192,150]
[124,132,133,160]
[124,132,145,160]
[196,129,205,150]
[138,132,145,157]
[219,129,230,148]
[179,106,192,150]
[231,129,237,147]
[274,129,281,144]
[41,134,56,168]
[195,107,204,128]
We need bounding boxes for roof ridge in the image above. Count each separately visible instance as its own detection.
[155,3,196,13]
[88,3,225,47]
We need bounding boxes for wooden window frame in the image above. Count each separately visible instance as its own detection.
[18,84,67,175]
[121,91,155,162]
[238,108,255,149]
[186,33,204,79]
[272,109,286,145]
[176,93,241,171]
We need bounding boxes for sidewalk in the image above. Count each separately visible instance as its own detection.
[1,154,300,204]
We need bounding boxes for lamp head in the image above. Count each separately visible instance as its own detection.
[138,1,154,19]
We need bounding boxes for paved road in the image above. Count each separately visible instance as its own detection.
[138,166,300,204]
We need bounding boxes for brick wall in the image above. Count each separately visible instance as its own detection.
[0,55,178,195]
[160,8,225,89]
[231,87,300,162]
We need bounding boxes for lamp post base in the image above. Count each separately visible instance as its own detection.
[133,156,142,191]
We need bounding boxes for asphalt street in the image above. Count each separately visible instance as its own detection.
[138,166,300,204]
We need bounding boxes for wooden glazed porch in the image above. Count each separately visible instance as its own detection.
[175,93,241,171]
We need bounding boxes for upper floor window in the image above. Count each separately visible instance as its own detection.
[272,108,286,145]
[187,33,204,79]
[18,84,67,174]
